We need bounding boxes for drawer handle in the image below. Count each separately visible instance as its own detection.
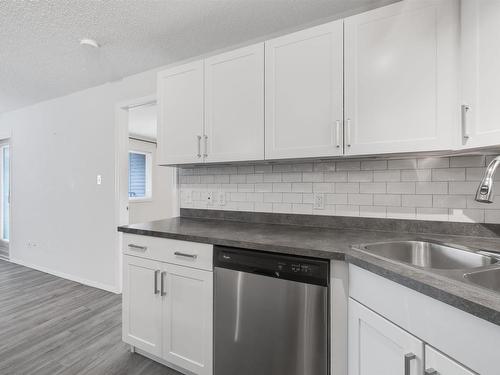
[128,244,147,252]
[404,353,416,375]
[174,251,198,260]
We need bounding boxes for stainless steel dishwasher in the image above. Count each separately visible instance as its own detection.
[214,245,329,375]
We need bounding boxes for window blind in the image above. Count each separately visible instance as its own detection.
[129,152,146,198]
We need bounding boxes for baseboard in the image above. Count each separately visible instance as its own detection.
[133,347,194,375]
[8,257,121,294]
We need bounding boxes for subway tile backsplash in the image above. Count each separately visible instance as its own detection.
[178,155,500,224]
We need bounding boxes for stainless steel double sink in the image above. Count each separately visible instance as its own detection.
[357,240,500,293]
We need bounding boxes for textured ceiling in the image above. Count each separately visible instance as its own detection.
[0,0,396,114]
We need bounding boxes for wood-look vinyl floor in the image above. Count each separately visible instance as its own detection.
[0,246,8,260]
[0,260,181,375]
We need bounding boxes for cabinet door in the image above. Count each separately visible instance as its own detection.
[461,0,500,148]
[425,346,476,375]
[265,21,343,160]
[204,44,264,163]
[162,264,213,375]
[122,255,162,356]
[344,0,459,155]
[348,299,424,375]
[157,61,204,165]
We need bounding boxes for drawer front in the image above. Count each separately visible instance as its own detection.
[123,234,213,271]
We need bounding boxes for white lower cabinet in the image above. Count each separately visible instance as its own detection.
[122,235,213,375]
[162,264,213,375]
[122,256,163,357]
[425,346,476,375]
[349,298,477,375]
[348,299,423,375]
[349,265,493,374]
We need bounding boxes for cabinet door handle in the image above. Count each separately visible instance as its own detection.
[203,135,208,158]
[154,270,160,295]
[424,369,438,375]
[335,120,341,148]
[174,251,198,259]
[461,104,470,139]
[161,271,167,296]
[197,135,202,158]
[404,353,416,375]
[346,118,352,148]
[128,244,147,252]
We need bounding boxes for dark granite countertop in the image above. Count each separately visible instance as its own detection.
[118,214,500,326]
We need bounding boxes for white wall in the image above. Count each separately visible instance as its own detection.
[0,67,168,292]
[128,139,175,224]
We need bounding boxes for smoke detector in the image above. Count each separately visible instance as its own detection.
[79,38,100,48]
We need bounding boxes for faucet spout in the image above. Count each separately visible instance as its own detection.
[475,156,500,203]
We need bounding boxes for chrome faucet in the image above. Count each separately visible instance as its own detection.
[475,156,500,203]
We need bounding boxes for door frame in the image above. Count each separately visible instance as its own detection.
[0,138,11,258]
[114,94,180,293]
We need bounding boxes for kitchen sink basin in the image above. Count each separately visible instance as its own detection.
[360,241,498,270]
[464,269,500,293]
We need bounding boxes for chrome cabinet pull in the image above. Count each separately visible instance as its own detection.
[197,135,202,158]
[404,353,416,375]
[346,118,352,148]
[128,244,147,252]
[335,120,341,148]
[461,104,470,139]
[174,251,198,259]
[203,135,208,158]
[161,271,167,296]
[154,270,160,295]
[424,369,438,375]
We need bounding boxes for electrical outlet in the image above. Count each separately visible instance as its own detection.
[313,193,325,210]
[218,191,226,206]
[206,191,214,206]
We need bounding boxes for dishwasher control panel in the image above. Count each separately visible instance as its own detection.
[214,246,329,286]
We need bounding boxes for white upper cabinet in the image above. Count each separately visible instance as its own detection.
[157,61,204,165]
[265,21,344,160]
[204,44,265,163]
[425,346,476,375]
[349,298,424,375]
[344,0,460,156]
[461,0,500,148]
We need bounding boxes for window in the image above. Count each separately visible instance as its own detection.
[128,151,152,200]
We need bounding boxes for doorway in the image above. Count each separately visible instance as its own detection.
[126,102,173,224]
[115,95,178,291]
[0,140,10,260]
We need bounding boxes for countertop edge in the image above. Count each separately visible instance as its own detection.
[118,226,347,261]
